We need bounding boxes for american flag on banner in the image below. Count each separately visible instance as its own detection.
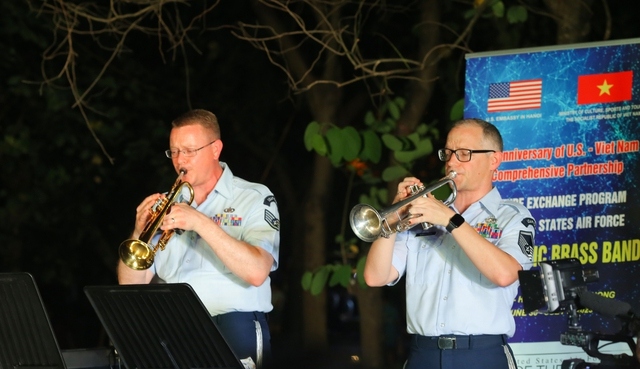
[487,79,542,113]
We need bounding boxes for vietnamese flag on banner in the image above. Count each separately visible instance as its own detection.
[577,71,633,104]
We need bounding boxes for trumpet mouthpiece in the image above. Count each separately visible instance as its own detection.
[448,171,457,178]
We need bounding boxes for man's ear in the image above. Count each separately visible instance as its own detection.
[213,139,223,160]
[490,151,502,170]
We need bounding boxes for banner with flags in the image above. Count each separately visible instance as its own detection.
[464,39,640,367]
[577,71,633,104]
[488,79,543,112]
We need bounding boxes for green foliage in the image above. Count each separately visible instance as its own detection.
[303,97,438,181]
[342,126,362,161]
[325,127,344,166]
[361,130,383,164]
[301,96,442,294]
[382,165,411,182]
[450,98,465,122]
[506,5,527,24]
[304,121,328,155]
[304,122,384,166]
[491,1,505,18]
[464,0,528,24]
[358,186,389,210]
[301,256,368,295]
[381,134,404,151]
[393,131,433,163]
[355,256,367,287]
[300,231,368,295]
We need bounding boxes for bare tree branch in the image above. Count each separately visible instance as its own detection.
[26,0,221,163]
[229,0,480,98]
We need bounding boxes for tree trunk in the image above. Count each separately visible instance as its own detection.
[354,285,384,369]
[359,2,442,367]
[397,0,442,135]
[248,0,341,353]
[543,0,595,44]
[301,154,333,353]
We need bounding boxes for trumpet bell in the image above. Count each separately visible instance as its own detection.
[119,239,155,271]
[349,204,384,243]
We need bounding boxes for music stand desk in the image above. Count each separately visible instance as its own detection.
[0,272,67,369]
[84,283,243,369]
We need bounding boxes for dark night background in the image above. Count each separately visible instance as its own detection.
[2,1,639,368]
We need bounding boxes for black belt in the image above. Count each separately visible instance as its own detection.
[213,311,268,324]
[413,334,507,350]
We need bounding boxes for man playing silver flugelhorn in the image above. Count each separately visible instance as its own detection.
[364,118,536,369]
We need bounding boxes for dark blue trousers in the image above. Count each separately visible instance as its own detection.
[213,311,272,369]
[404,334,517,369]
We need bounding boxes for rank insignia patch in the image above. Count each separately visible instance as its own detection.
[518,230,534,260]
[265,209,280,231]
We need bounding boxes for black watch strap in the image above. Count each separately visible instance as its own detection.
[446,214,465,233]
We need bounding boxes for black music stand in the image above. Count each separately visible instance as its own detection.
[0,272,67,369]
[84,283,244,369]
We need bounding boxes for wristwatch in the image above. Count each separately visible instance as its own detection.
[446,214,465,233]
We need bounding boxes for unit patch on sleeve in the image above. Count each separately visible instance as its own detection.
[521,217,536,229]
[264,195,277,207]
[264,209,280,231]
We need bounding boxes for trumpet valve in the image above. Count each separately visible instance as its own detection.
[151,196,168,213]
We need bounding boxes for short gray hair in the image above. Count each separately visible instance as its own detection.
[452,118,503,151]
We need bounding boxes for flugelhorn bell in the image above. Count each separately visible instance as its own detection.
[119,170,195,270]
[349,171,457,242]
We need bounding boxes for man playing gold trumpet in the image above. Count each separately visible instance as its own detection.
[118,109,280,369]
[364,118,536,369]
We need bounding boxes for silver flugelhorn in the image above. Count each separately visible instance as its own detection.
[349,171,457,242]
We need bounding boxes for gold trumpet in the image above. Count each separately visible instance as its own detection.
[349,171,457,242]
[119,170,195,270]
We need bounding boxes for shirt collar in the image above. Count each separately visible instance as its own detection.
[210,161,234,200]
[477,186,501,217]
[450,187,502,217]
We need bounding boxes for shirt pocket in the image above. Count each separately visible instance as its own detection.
[405,233,442,285]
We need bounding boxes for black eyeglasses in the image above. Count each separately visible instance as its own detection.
[438,148,495,162]
[165,140,216,158]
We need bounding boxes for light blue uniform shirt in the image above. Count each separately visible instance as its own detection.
[391,187,535,337]
[151,162,280,316]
